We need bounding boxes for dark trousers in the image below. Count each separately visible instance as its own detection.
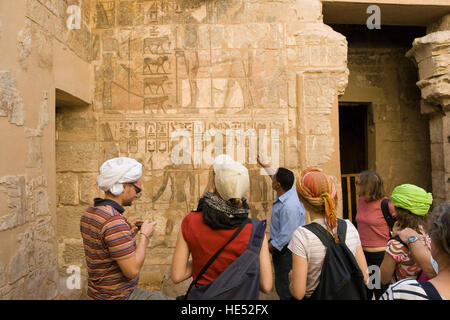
[272,246,293,300]
[364,250,389,300]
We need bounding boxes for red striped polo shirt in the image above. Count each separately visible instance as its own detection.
[80,199,138,300]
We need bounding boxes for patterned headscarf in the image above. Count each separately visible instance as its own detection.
[296,168,339,243]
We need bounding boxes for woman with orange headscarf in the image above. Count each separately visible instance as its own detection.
[288,168,369,299]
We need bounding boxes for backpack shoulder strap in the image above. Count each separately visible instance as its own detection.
[337,218,347,243]
[381,198,395,230]
[419,281,442,300]
[182,219,250,299]
[192,218,250,286]
[303,222,334,248]
[304,219,347,247]
[247,219,267,252]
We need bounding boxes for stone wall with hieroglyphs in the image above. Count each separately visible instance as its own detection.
[2,0,441,300]
[54,0,349,296]
[0,0,91,299]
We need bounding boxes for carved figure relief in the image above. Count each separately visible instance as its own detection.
[118,0,134,26]
[143,36,171,54]
[148,3,158,23]
[95,1,115,29]
[143,56,169,75]
[144,76,168,95]
[144,96,169,113]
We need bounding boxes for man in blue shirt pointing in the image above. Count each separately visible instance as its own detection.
[257,156,305,300]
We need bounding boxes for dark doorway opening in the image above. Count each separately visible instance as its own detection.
[339,103,369,224]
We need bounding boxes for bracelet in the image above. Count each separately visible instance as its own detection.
[140,232,150,241]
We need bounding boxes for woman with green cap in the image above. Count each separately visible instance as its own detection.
[381,201,450,300]
[379,184,433,285]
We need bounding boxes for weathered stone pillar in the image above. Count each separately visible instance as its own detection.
[406,16,450,204]
[288,0,349,216]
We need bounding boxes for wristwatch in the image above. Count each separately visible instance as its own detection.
[407,235,419,245]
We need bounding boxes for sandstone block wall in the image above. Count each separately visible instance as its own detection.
[339,25,432,195]
[0,0,91,299]
[54,0,349,295]
[2,0,445,300]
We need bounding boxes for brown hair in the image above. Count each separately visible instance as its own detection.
[203,168,216,194]
[427,201,450,256]
[228,198,243,208]
[357,170,386,202]
[394,206,427,233]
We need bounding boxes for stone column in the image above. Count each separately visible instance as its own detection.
[406,16,450,204]
[287,0,349,217]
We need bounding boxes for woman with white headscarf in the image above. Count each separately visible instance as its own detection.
[171,155,273,299]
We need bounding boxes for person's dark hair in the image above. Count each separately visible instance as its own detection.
[275,168,294,191]
[228,198,243,208]
[427,201,450,256]
[357,170,386,202]
[394,206,428,233]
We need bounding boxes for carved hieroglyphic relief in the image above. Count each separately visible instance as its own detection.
[0,71,25,126]
[97,25,177,114]
[27,175,49,219]
[95,2,289,116]
[0,176,27,232]
[96,115,285,248]
[48,0,356,294]
[94,1,115,29]
[99,116,285,190]
[65,1,351,295]
[96,110,286,246]
[91,0,293,250]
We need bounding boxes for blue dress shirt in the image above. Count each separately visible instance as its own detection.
[269,185,306,251]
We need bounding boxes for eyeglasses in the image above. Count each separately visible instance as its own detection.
[129,183,142,194]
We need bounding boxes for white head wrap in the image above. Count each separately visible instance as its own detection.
[214,156,250,201]
[97,157,143,196]
[213,154,235,173]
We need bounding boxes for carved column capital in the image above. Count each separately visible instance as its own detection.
[406,31,450,115]
[407,28,450,205]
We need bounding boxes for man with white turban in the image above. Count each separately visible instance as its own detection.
[80,157,172,300]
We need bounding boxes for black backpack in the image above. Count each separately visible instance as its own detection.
[303,219,367,300]
[180,218,267,300]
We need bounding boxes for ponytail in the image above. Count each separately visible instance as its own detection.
[321,192,338,243]
[228,198,243,208]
